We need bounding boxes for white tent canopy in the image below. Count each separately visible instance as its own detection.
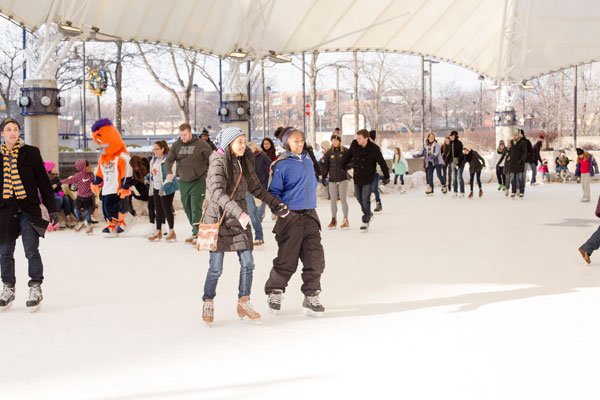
[2,0,600,82]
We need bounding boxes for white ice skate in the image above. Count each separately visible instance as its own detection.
[267,290,284,315]
[302,293,324,318]
[26,284,43,313]
[0,284,15,311]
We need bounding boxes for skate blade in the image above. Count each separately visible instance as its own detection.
[302,307,324,318]
[268,308,280,316]
[340,227,350,231]
[0,302,14,312]
[165,239,177,243]
[239,316,262,324]
[27,304,41,313]
[203,321,213,327]
[360,229,368,233]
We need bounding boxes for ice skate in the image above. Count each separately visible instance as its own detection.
[374,201,383,213]
[0,284,15,311]
[458,193,465,198]
[253,240,264,250]
[340,218,349,230]
[328,217,337,230]
[452,192,458,198]
[578,248,591,265]
[66,214,76,228]
[202,300,214,326]
[441,185,448,194]
[165,230,177,243]
[468,191,473,199]
[267,290,284,315]
[425,185,433,196]
[510,192,516,199]
[85,224,93,235]
[185,236,196,245]
[26,284,42,313]
[479,189,483,198]
[74,221,85,232]
[237,296,261,322]
[302,292,324,317]
[360,222,369,232]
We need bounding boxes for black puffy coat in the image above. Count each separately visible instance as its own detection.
[463,150,486,174]
[509,138,528,173]
[448,139,464,164]
[322,146,349,183]
[524,137,534,164]
[204,148,281,252]
[341,140,389,185]
[0,144,57,243]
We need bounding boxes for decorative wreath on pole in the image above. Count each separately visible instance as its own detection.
[87,67,107,97]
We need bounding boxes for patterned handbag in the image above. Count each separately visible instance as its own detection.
[195,171,243,251]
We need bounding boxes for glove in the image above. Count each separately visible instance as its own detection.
[273,203,290,218]
[57,191,64,198]
[238,212,251,229]
[382,178,390,185]
[321,178,327,187]
[90,184,101,195]
[118,188,132,199]
[49,212,59,226]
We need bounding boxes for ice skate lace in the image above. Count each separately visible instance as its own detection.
[203,302,214,318]
[28,286,41,301]
[0,286,14,301]
[239,300,258,315]
[306,295,322,307]
[269,292,283,305]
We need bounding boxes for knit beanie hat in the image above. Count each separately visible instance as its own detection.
[369,130,376,140]
[0,118,21,132]
[576,148,584,156]
[44,160,56,173]
[215,127,245,150]
[498,140,505,146]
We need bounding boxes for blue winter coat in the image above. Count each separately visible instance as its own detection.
[268,151,318,211]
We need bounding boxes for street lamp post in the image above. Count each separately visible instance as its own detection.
[478,75,485,127]
[421,56,425,143]
[266,86,271,136]
[193,83,199,132]
[424,59,439,133]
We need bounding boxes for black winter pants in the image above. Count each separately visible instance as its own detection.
[153,189,175,230]
[265,209,325,296]
[496,166,505,186]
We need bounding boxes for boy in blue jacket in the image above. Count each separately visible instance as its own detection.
[265,127,325,317]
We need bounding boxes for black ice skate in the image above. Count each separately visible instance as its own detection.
[26,284,43,313]
[374,201,382,213]
[302,292,324,317]
[0,284,15,311]
[267,290,284,315]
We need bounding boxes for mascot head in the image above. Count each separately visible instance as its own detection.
[91,119,126,156]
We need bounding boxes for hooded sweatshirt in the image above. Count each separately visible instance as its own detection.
[164,135,213,182]
[61,159,95,198]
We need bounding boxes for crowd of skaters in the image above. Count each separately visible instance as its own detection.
[3,114,600,321]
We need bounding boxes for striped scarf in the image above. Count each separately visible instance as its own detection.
[1,139,26,199]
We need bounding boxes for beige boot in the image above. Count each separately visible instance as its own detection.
[237,296,261,321]
[85,224,93,235]
[327,218,337,230]
[74,221,85,232]
[147,230,162,242]
[340,218,349,230]
[202,300,214,326]
[165,230,177,242]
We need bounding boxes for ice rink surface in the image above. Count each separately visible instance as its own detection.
[2,182,600,400]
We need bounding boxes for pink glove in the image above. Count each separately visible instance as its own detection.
[238,212,251,229]
[57,191,65,198]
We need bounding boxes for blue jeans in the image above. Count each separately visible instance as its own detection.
[74,207,93,224]
[529,162,537,184]
[581,225,600,256]
[203,250,255,300]
[452,165,465,193]
[245,192,265,241]
[426,164,446,191]
[0,213,44,286]
[354,184,372,223]
[511,172,526,194]
[556,166,569,176]
[55,195,73,216]
[371,174,381,202]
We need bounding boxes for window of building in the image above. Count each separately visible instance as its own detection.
[272,97,282,106]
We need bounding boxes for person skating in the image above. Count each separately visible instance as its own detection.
[462,147,486,198]
[200,128,217,151]
[341,129,390,232]
[441,136,452,192]
[245,141,272,247]
[574,148,599,202]
[392,147,408,193]
[509,129,528,199]
[369,130,384,212]
[164,123,213,245]
[0,118,57,312]
[491,141,507,191]
[60,159,95,235]
[45,161,76,228]
[578,194,600,265]
[200,128,289,326]
[530,135,544,185]
[538,159,550,183]
[448,131,465,197]
[413,133,447,195]
[265,127,326,317]
[321,132,350,230]
[148,141,178,242]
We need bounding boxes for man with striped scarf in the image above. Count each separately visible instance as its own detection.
[0,118,57,312]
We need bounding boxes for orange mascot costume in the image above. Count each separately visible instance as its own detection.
[90,119,133,237]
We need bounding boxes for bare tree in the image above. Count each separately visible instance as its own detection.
[0,23,21,118]
[360,53,393,132]
[135,42,199,123]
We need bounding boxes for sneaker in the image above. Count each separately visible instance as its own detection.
[468,191,473,198]
[0,284,15,311]
[202,300,214,326]
[237,296,261,322]
[165,230,177,243]
[185,236,196,245]
[26,283,43,313]
[479,189,483,198]
[360,222,369,232]
[267,290,284,315]
[374,201,382,213]
[148,230,162,242]
[74,222,85,232]
[578,248,591,265]
[302,292,324,317]
[340,218,349,230]
[498,185,502,191]
[328,217,337,230]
